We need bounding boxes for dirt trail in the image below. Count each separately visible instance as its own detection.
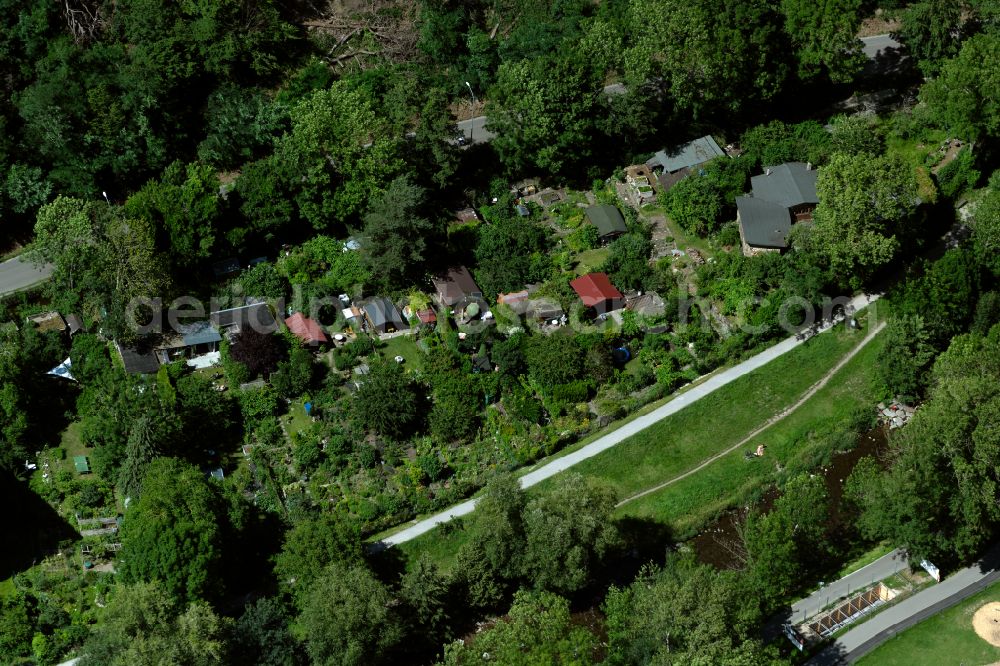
[617,320,887,508]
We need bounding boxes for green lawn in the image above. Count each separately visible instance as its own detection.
[379,335,425,371]
[59,422,92,477]
[574,247,610,275]
[857,580,1000,666]
[282,401,313,439]
[394,315,884,571]
[641,205,715,258]
[887,129,948,170]
[611,332,884,535]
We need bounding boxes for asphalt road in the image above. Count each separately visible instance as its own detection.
[861,33,903,59]
[788,549,908,625]
[456,115,496,145]
[809,544,1000,664]
[376,293,877,548]
[0,256,53,296]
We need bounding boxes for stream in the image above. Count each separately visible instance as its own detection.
[691,426,889,569]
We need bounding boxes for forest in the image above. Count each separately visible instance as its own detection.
[1,0,1000,663]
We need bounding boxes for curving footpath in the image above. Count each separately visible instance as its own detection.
[375,293,878,548]
[617,319,885,507]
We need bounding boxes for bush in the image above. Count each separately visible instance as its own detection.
[566,224,599,252]
[359,446,378,469]
[417,454,446,482]
[936,147,979,199]
[715,222,741,248]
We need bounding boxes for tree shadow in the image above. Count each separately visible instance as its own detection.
[0,474,78,580]
[366,539,409,585]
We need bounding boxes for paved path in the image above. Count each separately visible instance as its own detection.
[618,320,885,507]
[375,293,878,548]
[456,115,496,145]
[0,256,53,296]
[789,549,908,625]
[809,544,1000,664]
[861,33,903,59]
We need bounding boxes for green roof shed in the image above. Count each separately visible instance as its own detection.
[585,205,627,240]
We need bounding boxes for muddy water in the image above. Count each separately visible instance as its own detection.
[691,426,889,569]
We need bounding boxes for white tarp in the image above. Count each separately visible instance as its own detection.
[48,357,75,381]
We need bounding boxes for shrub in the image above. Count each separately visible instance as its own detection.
[936,147,979,199]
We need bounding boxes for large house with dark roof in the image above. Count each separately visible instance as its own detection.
[736,162,819,257]
[570,272,624,315]
[210,302,278,340]
[645,135,726,191]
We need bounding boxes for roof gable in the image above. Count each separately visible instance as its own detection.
[750,162,818,209]
[646,135,725,173]
[285,312,328,344]
[210,303,278,334]
[432,266,483,306]
[570,273,624,306]
[585,205,627,237]
[363,298,406,328]
[115,341,160,374]
[736,196,792,248]
[178,320,222,346]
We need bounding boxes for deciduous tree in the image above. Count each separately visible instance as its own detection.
[80,581,227,666]
[361,176,438,289]
[118,458,225,603]
[442,590,597,665]
[486,55,601,176]
[352,359,420,440]
[811,152,918,288]
[921,32,1000,141]
[779,0,865,82]
[301,563,403,666]
[522,473,621,594]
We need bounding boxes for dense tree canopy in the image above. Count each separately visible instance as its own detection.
[301,563,403,666]
[849,325,1000,563]
[779,0,865,82]
[443,590,597,665]
[361,176,438,289]
[605,557,770,665]
[624,0,789,118]
[486,55,602,176]
[810,152,919,287]
[352,358,421,440]
[522,473,621,593]
[80,582,227,666]
[118,458,226,603]
[921,32,1000,141]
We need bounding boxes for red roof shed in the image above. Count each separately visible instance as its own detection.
[285,312,328,345]
[570,273,625,314]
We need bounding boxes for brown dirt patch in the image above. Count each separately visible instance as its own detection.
[972,602,1000,647]
[857,11,901,38]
